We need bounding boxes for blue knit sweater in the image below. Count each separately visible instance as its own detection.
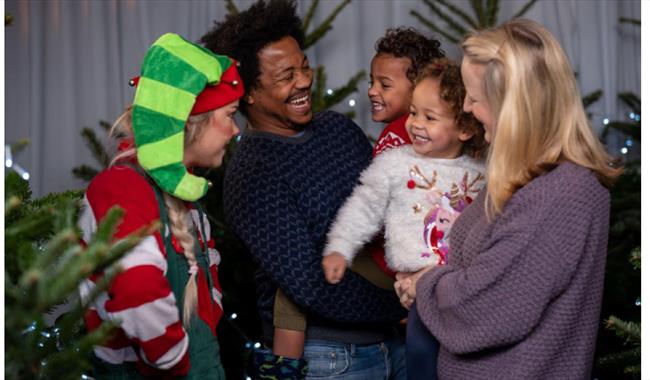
[223,111,405,329]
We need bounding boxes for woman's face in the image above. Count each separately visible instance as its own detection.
[183,100,240,168]
[461,58,496,143]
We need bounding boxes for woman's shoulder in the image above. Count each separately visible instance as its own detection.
[86,165,157,208]
[512,162,609,214]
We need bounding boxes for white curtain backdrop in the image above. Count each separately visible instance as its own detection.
[5,0,641,196]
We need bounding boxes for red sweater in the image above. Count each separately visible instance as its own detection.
[78,166,223,376]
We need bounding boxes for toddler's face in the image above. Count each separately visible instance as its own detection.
[406,78,473,159]
[368,53,413,123]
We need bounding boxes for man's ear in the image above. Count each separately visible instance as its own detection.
[245,94,255,105]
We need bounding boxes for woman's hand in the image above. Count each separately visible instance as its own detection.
[394,266,434,309]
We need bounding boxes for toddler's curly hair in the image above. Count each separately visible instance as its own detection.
[416,58,487,158]
[375,27,445,82]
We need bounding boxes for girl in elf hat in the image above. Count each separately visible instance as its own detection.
[77,33,243,379]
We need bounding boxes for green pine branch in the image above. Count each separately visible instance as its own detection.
[412,0,538,46]
[225,0,239,15]
[629,247,640,270]
[486,0,499,26]
[80,127,111,168]
[582,89,602,109]
[6,12,13,26]
[304,0,351,49]
[511,0,537,20]
[5,172,152,379]
[73,120,114,182]
[437,0,477,29]
[324,70,366,109]
[605,315,640,345]
[619,92,640,113]
[619,17,640,26]
[422,0,468,39]
[469,0,486,28]
[410,10,460,44]
[302,0,320,32]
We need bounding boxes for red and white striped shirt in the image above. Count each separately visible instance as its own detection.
[77,165,223,376]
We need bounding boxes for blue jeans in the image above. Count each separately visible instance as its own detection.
[303,338,406,379]
[406,304,439,380]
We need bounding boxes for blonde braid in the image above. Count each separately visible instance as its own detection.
[163,193,199,328]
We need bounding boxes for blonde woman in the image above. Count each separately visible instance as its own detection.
[394,19,621,379]
[77,33,243,379]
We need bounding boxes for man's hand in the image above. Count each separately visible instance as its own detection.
[322,252,347,284]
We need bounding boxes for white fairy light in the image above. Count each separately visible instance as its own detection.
[620,147,628,154]
[348,99,356,107]
[230,313,238,320]
[603,118,610,125]
[326,88,333,95]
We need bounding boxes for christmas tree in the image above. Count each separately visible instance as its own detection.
[5,168,154,379]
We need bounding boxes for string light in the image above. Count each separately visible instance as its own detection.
[5,144,30,180]
[626,139,633,147]
[230,313,238,320]
[602,118,610,125]
[253,342,261,349]
[620,147,628,155]
[348,99,356,107]
[636,297,640,306]
[326,88,333,95]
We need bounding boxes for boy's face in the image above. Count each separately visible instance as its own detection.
[406,78,474,159]
[368,53,413,123]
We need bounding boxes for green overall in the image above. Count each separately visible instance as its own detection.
[91,182,225,380]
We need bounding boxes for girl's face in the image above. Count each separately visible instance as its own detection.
[368,53,414,123]
[183,100,240,168]
[461,58,496,143]
[406,78,473,159]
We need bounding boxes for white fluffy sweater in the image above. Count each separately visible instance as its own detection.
[324,145,485,272]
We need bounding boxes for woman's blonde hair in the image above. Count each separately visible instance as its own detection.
[110,107,213,327]
[461,18,621,216]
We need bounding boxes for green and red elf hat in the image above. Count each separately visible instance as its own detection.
[131,33,243,201]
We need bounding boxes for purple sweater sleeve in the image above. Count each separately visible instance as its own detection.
[416,171,605,354]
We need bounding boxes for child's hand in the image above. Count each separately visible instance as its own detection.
[322,252,347,284]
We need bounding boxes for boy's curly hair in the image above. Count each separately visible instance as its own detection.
[416,58,487,159]
[375,27,445,83]
[200,0,304,116]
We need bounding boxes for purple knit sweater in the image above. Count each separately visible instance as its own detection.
[416,162,610,380]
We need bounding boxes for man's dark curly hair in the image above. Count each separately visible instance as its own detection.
[416,58,487,159]
[375,27,445,83]
[200,0,305,116]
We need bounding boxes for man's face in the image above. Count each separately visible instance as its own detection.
[247,36,314,135]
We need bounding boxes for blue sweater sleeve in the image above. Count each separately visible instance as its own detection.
[224,165,404,323]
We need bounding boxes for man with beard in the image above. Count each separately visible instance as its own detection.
[202,0,406,378]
